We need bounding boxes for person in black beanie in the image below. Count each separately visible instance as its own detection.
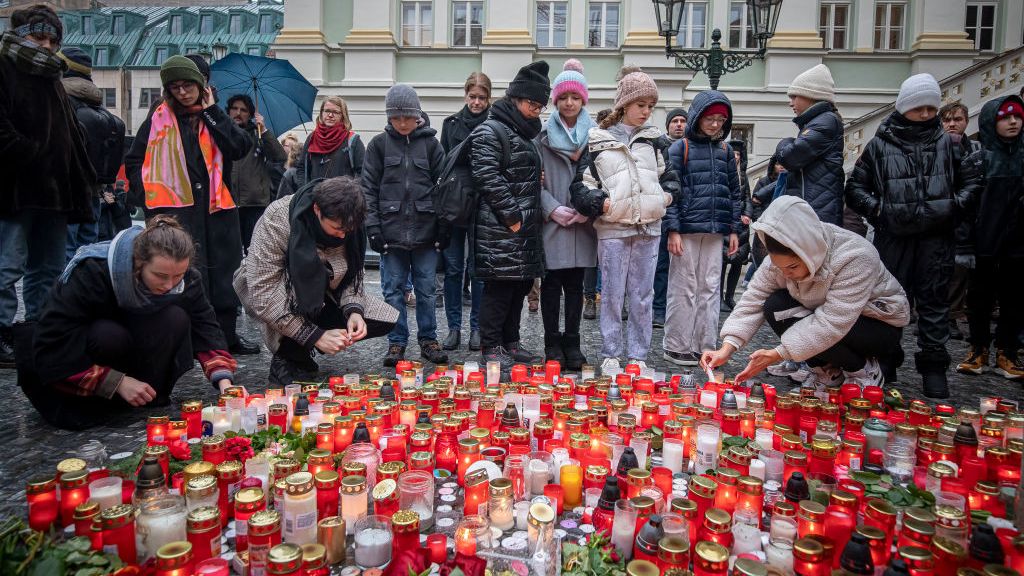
[652,106,688,328]
[664,107,687,142]
[471,60,550,372]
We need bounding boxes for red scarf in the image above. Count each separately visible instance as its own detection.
[308,122,350,154]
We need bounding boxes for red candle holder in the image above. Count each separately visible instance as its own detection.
[181,400,203,440]
[186,505,222,564]
[147,416,169,445]
[100,504,137,565]
[215,461,242,527]
[464,470,489,515]
[315,471,340,519]
[427,533,448,564]
[544,484,565,515]
[26,476,59,532]
[59,470,89,528]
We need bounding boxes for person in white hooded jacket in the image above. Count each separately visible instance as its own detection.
[701,196,910,388]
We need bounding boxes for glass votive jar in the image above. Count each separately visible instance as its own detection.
[88,476,123,512]
[397,470,434,529]
[793,537,830,576]
[185,475,220,513]
[731,508,762,555]
[136,495,188,561]
[353,515,392,569]
[884,443,916,484]
[455,514,492,556]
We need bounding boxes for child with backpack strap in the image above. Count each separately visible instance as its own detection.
[570,66,678,374]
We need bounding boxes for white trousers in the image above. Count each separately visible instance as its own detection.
[663,233,723,355]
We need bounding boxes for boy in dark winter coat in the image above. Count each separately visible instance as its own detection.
[776,64,845,226]
[0,6,96,368]
[956,95,1024,381]
[846,73,982,398]
[363,84,447,368]
[472,61,550,372]
[662,90,742,367]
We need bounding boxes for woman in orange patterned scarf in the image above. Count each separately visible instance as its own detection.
[126,55,259,357]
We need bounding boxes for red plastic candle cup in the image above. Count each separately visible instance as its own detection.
[181,400,203,440]
[26,476,59,532]
[510,364,528,383]
[544,484,565,515]
[862,386,883,405]
[427,533,448,564]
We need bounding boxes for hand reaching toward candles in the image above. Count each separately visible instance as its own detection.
[700,343,736,372]
[735,348,783,384]
[315,329,351,355]
[347,312,367,341]
[117,376,156,407]
[217,379,242,395]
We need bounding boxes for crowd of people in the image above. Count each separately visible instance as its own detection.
[1,4,1022,430]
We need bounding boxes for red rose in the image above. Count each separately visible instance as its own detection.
[167,440,192,460]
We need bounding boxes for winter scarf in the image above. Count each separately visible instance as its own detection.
[141,101,235,213]
[308,122,350,155]
[60,226,185,314]
[491,97,542,140]
[545,108,597,153]
[0,31,65,79]
[287,181,366,318]
[456,104,489,132]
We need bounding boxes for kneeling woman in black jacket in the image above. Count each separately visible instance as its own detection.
[23,216,239,430]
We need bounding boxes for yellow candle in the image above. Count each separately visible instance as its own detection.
[560,464,583,508]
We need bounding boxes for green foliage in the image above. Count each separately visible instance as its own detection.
[562,532,626,576]
[0,518,122,576]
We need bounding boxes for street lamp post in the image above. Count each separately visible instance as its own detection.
[652,0,784,90]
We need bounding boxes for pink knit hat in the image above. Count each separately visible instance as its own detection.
[551,59,589,105]
[614,65,658,110]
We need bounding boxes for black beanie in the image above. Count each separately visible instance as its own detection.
[507,60,551,104]
[59,47,92,80]
[184,53,211,81]
[665,107,687,129]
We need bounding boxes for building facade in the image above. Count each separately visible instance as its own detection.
[51,0,283,134]
[273,0,1023,166]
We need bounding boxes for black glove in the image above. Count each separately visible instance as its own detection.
[434,223,452,252]
[367,227,386,254]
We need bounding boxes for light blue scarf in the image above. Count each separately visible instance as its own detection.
[545,108,597,154]
[60,226,185,313]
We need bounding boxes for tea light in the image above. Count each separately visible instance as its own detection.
[487,361,501,386]
[514,501,530,530]
[353,526,392,568]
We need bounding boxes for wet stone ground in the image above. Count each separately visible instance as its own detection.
[0,269,1020,518]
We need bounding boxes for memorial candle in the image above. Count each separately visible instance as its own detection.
[561,463,583,508]
[100,504,137,565]
[181,400,203,440]
[26,476,59,532]
[464,469,489,515]
[186,505,222,564]
[59,470,89,528]
[457,438,481,486]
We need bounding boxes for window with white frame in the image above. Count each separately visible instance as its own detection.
[874,2,906,51]
[676,1,707,49]
[199,13,214,34]
[169,14,182,35]
[729,1,755,49]
[229,14,241,34]
[401,1,433,47]
[819,2,850,50]
[452,1,483,47]
[111,14,124,35]
[94,47,109,66]
[537,1,568,48]
[965,2,996,51]
[588,1,619,48]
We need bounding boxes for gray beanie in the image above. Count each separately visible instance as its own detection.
[895,73,941,115]
[385,83,422,119]
[787,64,835,103]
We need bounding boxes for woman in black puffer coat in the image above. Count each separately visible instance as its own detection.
[845,73,982,398]
[470,62,549,371]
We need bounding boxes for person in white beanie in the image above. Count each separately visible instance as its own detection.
[845,72,983,399]
[775,64,846,227]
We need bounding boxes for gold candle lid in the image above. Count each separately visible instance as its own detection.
[216,460,243,477]
[898,545,933,562]
[57,458,87,474]
[73,500,100,519]
[314,470,340,488]
[301,543,327,567]
[235,486,265,507]
[932,536,966,558]
[342,461,367,476]
[185,474,218,497]
[904,506,937,525]
[186,505,221,531]
[392,509,420,533]
[285,472,314,496]
[733,557,768,576]
[155,541,192,566]
[99,503,134,530]
[372,479,397,501]
[528,502,555,526]
[694,540,729,563]
[626,560,660,576]
[489,477,513,497]
[341,474,366,494]
[703,508,732,532]
[249,509,282,536]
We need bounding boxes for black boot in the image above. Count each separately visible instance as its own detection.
[544,333,566,365]
[916,349,950,399]
[921,371,950,399]
[562,333,587,371]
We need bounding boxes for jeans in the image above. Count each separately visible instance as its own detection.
[381,247,439,346]
[598,235,658,361]
[652,232,670,321]
[764,290,902,372]
[65,195,102,261]
[583,267,601,298]
[0,209,69,326]
[479,279,533,349]
[442,226,481,331]
[541,267,585,337]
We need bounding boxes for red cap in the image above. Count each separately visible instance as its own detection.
[998,99,1023,119]
[701,103,730,120]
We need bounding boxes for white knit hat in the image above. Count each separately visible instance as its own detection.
[895,73,941,115]
[787,64,835,103]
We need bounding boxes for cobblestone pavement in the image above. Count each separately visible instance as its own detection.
[1,269,1021,518]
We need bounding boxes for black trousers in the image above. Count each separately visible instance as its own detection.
[19,305,193,430]
[541,267,585,337]
[721,259,743,303]
[763,290,902,373]
[238,206,266,252]
[583,267,598,299]
[479,279,533,349]
[276,300,394,364]
[874,231,953,372]
[968,255,1024,354]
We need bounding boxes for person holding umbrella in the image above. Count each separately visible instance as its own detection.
[125,55,259,355]
[227,94,287,251]
[294,96,364,188]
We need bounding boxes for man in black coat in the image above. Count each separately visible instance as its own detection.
[845,74,982,398]
[363,84,448,368]
[471,61,551,371]
[0,5,96,368]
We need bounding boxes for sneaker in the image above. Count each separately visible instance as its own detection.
[802,366,844,389]
[583,297,597,320]
[842,358,884,389]
[404,291,416,308]
[383,344,406,367]
[994,350,1024,381]
[626,359,648,371]
[483,346,516,373]
[600,357,621,376]
[420,340,449,364]
[956,346,989,375]
[663,350,700,366]
[767,360,800,377]
[0,329,14,369]
[652,316,665,329]
[268,354,319,387]
[506,341,542,364]
[229,336,261,356]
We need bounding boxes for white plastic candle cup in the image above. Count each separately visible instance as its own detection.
[88,476,122,511]
[936,491,967,513]
[630,437,650,470]
[759,450,785,484]
[661,512,687,541]
[755,428,774,452]
[611,499,637,560]
[343,373,359,386]
[661,438,685,475]
[584,488,602,509]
